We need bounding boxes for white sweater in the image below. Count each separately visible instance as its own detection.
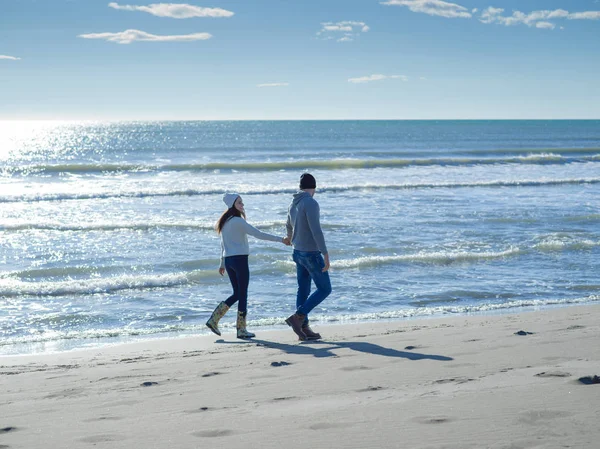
[219,217,282,268]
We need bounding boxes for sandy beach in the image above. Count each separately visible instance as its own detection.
[2,304,599,449]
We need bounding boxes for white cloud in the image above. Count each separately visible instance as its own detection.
[380,0,472,19]
[536,21,555,29]
[348,74,409,83]
[78,29,212,44]
[318,21,370,42]
[257,83,289,88]
[108,2,234,18]
[479,7,600,29]
[568,11,600,20]
[0,55,21,60]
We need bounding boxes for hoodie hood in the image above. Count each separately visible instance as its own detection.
[292,190,311,206]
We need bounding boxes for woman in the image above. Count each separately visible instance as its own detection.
[206,193,288,339]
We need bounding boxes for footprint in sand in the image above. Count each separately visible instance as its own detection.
[535,371,571,378]
[192,430,235,438]
[78,435,125,443]
[140,381,159,387]
[270,361,291,367]
[202,372,222,377]
[0,427,17,434]
[340,365,372,372]
[82,416,123,422]
[434,377,475,385]
[184,406,215,414]
[356,386,386,392]
[519,409,571,425]
[413,416,452,424]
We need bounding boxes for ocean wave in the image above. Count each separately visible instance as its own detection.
[3,153,599,175]
[0,220,344,233]
[2,178,600,203]
[0,220,295,232]
[533,239,600,251]
[328,248,524,268]
[0,270,217,297]
[4,238,598,297]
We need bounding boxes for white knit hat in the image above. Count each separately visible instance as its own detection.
[223,193,240,209]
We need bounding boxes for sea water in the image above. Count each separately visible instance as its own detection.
[1,120,599,355]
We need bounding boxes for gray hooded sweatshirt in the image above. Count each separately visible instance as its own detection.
[286,191,328,255]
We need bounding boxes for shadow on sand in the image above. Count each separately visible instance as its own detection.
[216,338,453,361]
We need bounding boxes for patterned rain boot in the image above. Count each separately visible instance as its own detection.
[302,323,322,340]
[206,302,230,336]
[236,311,256,339]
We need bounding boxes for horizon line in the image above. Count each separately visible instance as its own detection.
[2,118,600,123]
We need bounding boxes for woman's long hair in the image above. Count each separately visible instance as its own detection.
[215,206,246,234]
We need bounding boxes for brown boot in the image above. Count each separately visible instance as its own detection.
[285,313,307,341]
[302,324,321,340]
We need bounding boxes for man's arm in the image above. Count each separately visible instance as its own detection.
[305,200,328,256]
[285,208,293,240]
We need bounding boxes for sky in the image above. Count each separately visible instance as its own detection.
[1,0,599,120]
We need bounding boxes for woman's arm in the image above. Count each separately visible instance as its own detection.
[240,219,283,243]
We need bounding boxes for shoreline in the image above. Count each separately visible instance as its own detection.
[2,300,599,357]
[2,304,599,448]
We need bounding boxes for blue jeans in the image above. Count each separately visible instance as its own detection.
[224,255,249,314]
[293,250,332,324]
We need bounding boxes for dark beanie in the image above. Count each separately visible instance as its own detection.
[299,173,316,189]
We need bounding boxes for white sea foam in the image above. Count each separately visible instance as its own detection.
[0,270,217,297]
[2,178,600,203]
[3,153,598,176]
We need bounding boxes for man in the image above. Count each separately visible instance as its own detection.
[284,173,332,341]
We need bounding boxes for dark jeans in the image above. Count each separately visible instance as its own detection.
[224,255,250,314]
[293,250,332,325]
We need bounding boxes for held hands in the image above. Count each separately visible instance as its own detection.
[322,253,330,272]
[282,237,292,246]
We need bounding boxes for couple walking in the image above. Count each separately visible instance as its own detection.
[205,173,331,341]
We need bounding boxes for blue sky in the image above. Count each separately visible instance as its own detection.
[1,0,599,120]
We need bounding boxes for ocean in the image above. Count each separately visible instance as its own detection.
[1,120,599,355]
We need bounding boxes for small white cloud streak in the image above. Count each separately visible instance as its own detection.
[381,0,472,19]
[78,29,212,44]
[317,21,370,41]
[479,7,600,29]
[568,11,600,20]
[382,2,600,28]
[257,83,289,88]
[0,55,21,60]
[108,2,234,18]
[535,21,555,29]
[348,74,409,83]
[323,25,353,32]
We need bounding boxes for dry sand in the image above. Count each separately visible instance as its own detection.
[2,304,599,449]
